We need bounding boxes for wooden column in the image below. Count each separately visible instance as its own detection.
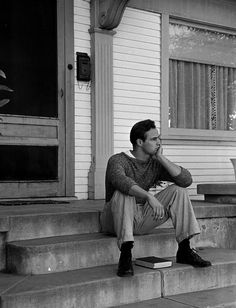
[88,0,129,199]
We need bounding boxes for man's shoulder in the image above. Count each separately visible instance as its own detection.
[108,152,127,163]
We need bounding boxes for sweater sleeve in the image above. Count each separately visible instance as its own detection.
[158,165,193,188]
[106,155,137,195]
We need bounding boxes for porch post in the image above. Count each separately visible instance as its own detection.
[88,0,129,199]
[88,27,115,199]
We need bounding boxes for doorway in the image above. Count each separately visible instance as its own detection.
[0,0,74,198]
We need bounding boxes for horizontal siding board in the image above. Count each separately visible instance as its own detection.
[114,68,160,79]
[182,163,234,170]
[75,177,88,185]
[164,148,236,156]
[75,103,91,111]
[114,60,160,72]
[193,176,234,182]
[117,26,160,38]
[114,97,160,107]
[121,18,160,31]
[118,20,160,31]
[75,123,91,132]
[74,40,90,50]
[74,24,90,34]
[113,39,160,52]
[74,0,90,9]
[75,146,91,155]
[165,145,236,150]
[114,83,160,93]
[114,45,160,58]
[114,53,160,66]
[75,132,91,142]
[114,89,159,99]
[122,9,161,23]
[114,75,160,86]
[75,162,91,170]
[114,118,160,127]
[75,154,91,162]
[74,31,90,40]
[75,116,91,124]
[74,7,90,17]
[191,169,234,176]
[114,104,159,113]
[75,93,90,102]
[115,31,160,43]
[113,44,160,55]
[167,156,232,163]
[114,111,159,121]
[74,107,91,117]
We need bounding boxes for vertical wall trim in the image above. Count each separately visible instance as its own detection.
[161,13,169,137]
[64,0,75,196]
[89,28,115,199]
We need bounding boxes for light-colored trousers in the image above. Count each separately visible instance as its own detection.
[100,184,200,249]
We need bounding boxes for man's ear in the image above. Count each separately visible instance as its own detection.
[136,138,143,147]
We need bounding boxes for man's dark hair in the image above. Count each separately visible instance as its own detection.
[130,119,156,147]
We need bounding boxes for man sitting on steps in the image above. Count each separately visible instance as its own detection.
[100,119,211,277]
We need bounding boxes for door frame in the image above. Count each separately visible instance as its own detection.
[59,0,75,197]
[0,0,74,198]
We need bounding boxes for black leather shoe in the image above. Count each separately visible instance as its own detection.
[176,247,212,267]
[117,241,134,277]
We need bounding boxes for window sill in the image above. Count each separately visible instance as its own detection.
[161,128,236,145]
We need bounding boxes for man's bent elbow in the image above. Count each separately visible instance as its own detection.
[179,176,193,188]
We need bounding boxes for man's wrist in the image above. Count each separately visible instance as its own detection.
[155,153,164,162]
[146,192,155,202]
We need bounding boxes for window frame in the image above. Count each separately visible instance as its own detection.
[161,14,236,142]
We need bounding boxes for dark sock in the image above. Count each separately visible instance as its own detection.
[178,238,190,250]
[120,241,134,252]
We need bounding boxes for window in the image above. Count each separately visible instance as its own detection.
[0,0,58,117]
[166,22,236,138]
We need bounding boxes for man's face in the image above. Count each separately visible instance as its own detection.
[141,128,161,155]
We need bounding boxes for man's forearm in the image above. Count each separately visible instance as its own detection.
[128,184,152,202]
[129,184,164,219]
[156,154,181,177]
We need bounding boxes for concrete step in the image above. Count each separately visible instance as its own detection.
[0,264,162,308]
[166,285,236,308]
[7,229,177,274]
[1,248,236,308]
[159,248,236,296]
[113,285,236,307]
[1,201,103,241]
[2,199,236,242]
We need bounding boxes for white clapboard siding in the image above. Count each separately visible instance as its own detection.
[113,8,161,154]
[164,145,236,199]
[74,0,91,199]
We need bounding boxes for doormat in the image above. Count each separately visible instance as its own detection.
[0,200,70,206]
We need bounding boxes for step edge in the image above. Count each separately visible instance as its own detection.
[7,229,175,247]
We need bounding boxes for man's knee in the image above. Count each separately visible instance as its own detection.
[166,184,188,195]
[111,190,136,206]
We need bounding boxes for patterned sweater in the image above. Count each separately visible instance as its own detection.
[105,152,192,203]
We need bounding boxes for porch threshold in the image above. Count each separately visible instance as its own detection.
[197,183,236,204]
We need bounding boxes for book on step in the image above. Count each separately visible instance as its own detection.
[135,256,172,269]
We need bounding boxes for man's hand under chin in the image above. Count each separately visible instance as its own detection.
[152,144,163,160]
